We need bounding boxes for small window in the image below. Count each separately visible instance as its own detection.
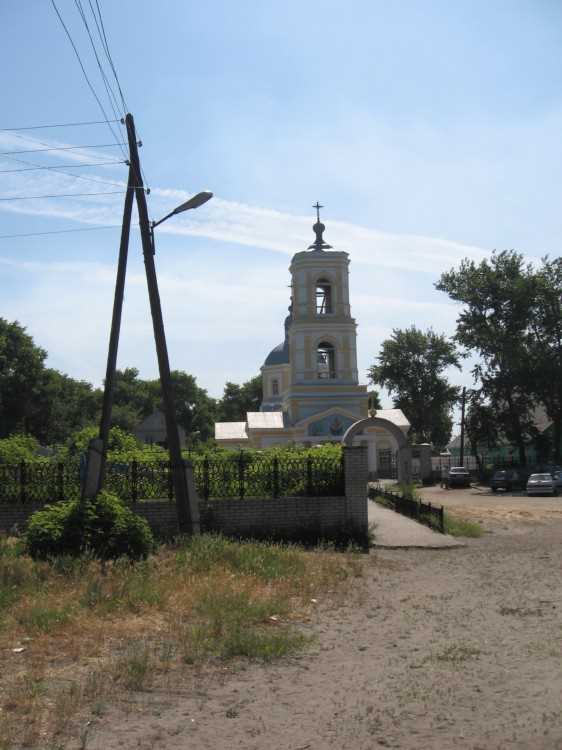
[316,279,332,314]
[272,379,279,396]
[317,342,336,379]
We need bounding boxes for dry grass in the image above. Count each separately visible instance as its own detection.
[0,533,364,749]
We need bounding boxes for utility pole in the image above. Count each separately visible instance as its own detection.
[82,165,134,500]
[459,386,467,466]
[124,113,194,534]
[97,165,134,491]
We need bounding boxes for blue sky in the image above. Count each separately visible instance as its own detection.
[2,1,562,406]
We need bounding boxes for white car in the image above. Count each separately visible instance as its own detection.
[526,473,558,497]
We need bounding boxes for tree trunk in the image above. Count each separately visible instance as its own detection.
[553,418,562,463]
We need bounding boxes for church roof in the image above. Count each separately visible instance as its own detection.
[263,339,289,366]
[214,422,248,440]
[376,409,411,432]
[247,411,285,429]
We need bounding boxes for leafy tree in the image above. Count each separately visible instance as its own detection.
[218,375,263,422]
[464,392,499,472]
[0,319,47,437]
[526,257,562,461]
[436,251,536,464]
[368,326,460,448]
[31,369,101,445]
[67,425,140,456]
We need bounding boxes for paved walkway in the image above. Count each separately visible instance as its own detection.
[368,501,464,548]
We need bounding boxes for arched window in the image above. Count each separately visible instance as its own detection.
[272,379,279,396]
[315,279,332,314]
[317,342,336,379]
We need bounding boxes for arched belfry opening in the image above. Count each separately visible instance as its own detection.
[315,278,332,314]
[317,341,336,379]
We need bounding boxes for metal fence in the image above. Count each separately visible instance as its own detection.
[372,485,445,533]
[0,453,345,505]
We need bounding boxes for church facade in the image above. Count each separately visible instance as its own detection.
[214,209,410,454]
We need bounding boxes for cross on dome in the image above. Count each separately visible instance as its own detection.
[308,201,332,250]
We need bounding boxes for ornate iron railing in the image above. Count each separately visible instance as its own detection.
[0,453,345,505]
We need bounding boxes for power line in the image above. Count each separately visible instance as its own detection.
[0,224,125,240]
[73,0,126,146]
[50,0,125,155]
[0,153,133,189]
[0,190,124,201]
[0,159,125,173]
[0,142,127,156]
[0,119,121,132]
[93,0,128,113]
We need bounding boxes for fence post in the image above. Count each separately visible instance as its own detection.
[57,462,64,502]
[272,456,279,499]
[203,456,210,501]
[131,460,138,504]
[20,461,26,504]
[167,460,174,501]
[440,505,445,533]
[306,455,313,496]
[238,451,245,500]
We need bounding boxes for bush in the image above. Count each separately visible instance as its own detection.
[0,434,40,463]
[25,491,154,560]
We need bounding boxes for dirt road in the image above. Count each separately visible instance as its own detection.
[77,510,562,750]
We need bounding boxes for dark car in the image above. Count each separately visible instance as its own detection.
[448,466,471,487]
[490,468,525,492]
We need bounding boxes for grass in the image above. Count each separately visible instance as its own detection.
[0,532,363,749]
[442,513,483,538]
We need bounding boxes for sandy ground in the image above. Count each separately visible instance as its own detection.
[68,500,562,750]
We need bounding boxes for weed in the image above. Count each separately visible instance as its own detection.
[114,642,152,690]
[16,603,72,633]
[443,514,483,538]
[431,642,482,663]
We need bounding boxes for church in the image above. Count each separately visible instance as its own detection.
[214,206,410,459]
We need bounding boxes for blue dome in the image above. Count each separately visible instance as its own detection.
[264,340,289,366]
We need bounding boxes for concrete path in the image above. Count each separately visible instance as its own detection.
[368,501,464,548]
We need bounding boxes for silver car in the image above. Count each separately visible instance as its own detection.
[527,473,558,496]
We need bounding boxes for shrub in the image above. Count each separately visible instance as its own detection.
[0,434,40,463]
[25,491,154,560]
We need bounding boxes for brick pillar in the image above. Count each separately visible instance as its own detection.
[343,446,368,539]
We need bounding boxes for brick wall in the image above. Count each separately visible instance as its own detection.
[0,447,369,544]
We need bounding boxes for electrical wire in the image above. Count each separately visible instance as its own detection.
[50,0,125,155]
[0,143,127,156]
[92,0,128,113]
[0,119,121,132]
[0,153,132,189]
[0,159,125,173]
[0,225,124,240]
[73,0,125,135]
[0,190,124,201]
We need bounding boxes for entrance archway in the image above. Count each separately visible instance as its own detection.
[342,416,412,483]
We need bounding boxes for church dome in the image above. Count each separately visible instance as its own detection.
[263,339,289,366]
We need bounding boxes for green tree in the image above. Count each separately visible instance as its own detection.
[0,319,47,437]
[464,392,499,472]
[436,251,536,464]
[218,375,263,422]
[31,369,101,444]
[368,326,460,448]
[526,257,562,461]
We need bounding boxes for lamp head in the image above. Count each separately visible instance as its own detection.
[173,191,213,214]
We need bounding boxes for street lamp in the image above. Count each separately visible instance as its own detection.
[146,190,213,533]
[150,191,213,250]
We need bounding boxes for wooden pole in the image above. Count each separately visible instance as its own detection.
[124,113,194,534]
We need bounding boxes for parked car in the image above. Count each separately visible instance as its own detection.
[447,466,471,487]
[490,468,526,492]
[527,473,558,497]
[551,470,562,490]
